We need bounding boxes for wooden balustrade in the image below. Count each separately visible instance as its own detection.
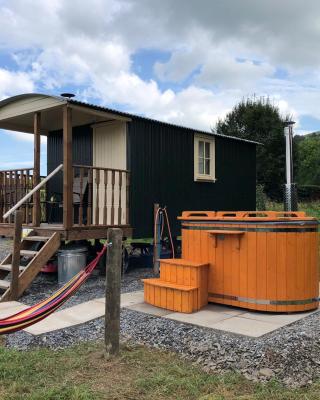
[72,165,130,227]
[0,168,48,225]
[0,165,129,229]
[0,168,34,224]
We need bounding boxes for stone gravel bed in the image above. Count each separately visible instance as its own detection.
[19,266,153,309]
[1,239,320,387]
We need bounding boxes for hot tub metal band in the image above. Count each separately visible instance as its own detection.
[182,225,318,233]
[180,219,319,226]
[208,293,319,305]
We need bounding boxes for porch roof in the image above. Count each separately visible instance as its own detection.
[0,93,131,135]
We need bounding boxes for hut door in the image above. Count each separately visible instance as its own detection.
[92,121,127,225]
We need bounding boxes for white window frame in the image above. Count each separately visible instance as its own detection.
[194,134,216,182]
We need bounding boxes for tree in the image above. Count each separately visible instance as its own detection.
[295,132,320,186]
[214,97,288,200]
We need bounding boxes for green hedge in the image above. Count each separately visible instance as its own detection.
[297,185,320,201]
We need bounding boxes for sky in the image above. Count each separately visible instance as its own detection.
[1,0,320,173]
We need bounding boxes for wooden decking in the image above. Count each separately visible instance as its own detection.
[0,223,132,240]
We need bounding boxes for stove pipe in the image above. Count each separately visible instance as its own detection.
[283,120,298,211]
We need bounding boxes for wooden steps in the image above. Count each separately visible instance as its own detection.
[0,264,26,272]
[0,280,10,290]
[20,250,38,257]
[143,259,209,313]
[23,236,50,242]
[0,232,61,302]
[143,279,197,291]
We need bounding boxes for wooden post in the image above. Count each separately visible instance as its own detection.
[111,171,115,225]
[11,210,23,299]
[33,112,41,226]
[105,228,122,356]
[63,105,73,229]
[126,172,130,225]
[0,173,3,223]
[153,203,160,275]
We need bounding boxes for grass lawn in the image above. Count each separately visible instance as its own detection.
[0,342,320,400]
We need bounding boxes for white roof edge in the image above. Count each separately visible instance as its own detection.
[0,93,67,108]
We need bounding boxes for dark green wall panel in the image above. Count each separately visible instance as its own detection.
[46,119,256,236]
[128,119,256,238]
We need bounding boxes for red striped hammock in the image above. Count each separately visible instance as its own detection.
[0,245,107,335]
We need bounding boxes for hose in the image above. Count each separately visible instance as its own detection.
[154,206,175,259]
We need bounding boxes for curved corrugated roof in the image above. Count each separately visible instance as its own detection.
[0,93,66,107]
[0,93,260,145]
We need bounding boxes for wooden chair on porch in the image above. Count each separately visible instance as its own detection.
[46,176,89,224]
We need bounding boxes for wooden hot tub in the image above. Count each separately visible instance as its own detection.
[179,211,319,312]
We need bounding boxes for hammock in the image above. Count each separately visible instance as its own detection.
[0,245,107,335]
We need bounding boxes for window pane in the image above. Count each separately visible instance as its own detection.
[198,141,204,158]
[205,159,210,175]
[198,158,204,174]
[205,142,210,158]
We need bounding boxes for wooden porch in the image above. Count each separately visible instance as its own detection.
[0,95,134,301]
[0,104,132,240]
[0,164,132,240]
[0,160,132,301]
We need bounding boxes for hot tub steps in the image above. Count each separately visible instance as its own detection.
[143,279,198,313]
[143,258,208,313]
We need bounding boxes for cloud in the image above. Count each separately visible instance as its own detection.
[1,0,320,133]
[124,0,320,69]
[0,68,34,100]
[154,38,275,90]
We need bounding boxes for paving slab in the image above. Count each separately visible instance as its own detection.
[165,308,233,327]
[207,316,283,337]
[126,302,172,317]
[161,302,318,337]
[95,290,144,307]
[24,291,145,335]
[24,299,105,335]
[14,286,318,338]
[0,301,29,319]
[202,303,246,316]
[240,309,317,326]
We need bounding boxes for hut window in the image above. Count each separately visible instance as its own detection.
[194,134,216,182]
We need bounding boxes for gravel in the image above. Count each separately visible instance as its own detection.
[1,238,320,387]
[0,238,12,259]
[19,266,154,309]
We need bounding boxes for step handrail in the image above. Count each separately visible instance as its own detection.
[3,164,63,220]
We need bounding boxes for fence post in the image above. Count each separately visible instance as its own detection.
[105,228,123,356]
[11,210,23,299]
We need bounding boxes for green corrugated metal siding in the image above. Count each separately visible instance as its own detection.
[46,119,256,234]
[128,118,256,238]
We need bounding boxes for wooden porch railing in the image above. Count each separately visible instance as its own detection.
[0,164,130,229]
[0,168,34,224]
[0,165,63,226]
[72,165,130,227]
